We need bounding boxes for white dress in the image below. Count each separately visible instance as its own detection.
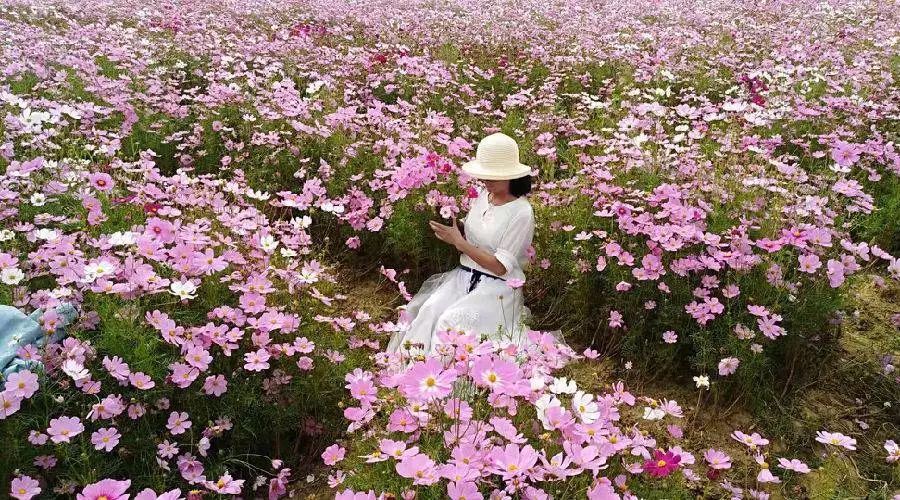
[386,186,535,356]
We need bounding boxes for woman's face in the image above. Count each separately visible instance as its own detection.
[482,179,510,195]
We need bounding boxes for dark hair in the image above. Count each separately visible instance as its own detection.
[509,175,532,197]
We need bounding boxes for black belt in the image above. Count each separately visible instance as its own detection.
[458,264,505,293]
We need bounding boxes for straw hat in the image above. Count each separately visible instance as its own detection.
[461,132,531,180]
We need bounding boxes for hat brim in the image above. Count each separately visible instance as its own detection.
[461,160,531,180]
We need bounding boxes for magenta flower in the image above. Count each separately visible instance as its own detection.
[77,479,131,500]
[643,449,681,477]
[47,416,84,443]
[10,475,41,500]
[91,427,121,452]
[5,370,39,399]
[166,411,191,435]
[815,431,857,450]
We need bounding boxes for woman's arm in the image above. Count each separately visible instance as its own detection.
[454,239,508,276]
[429,216,508,276]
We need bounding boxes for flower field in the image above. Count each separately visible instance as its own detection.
[1,0,899,498]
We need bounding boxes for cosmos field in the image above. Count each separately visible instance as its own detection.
[1,0,899,498]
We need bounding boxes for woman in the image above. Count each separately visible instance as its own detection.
[386,132,535,357]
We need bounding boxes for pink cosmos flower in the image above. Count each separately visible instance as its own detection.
[506,278,525,288]
[608,310,623,328]
[202,375,228,396]
[77,479,131,500]
[1,391,22,418]
[798,253,822,273]
[91,427,121,452]
[717,357,739,376]
[134,488,182,500]
[204,474,244,494]
[395,453,438,486]
[399,358,457,401]
[447,481,480,500]
[5,370,39,399]
[489,443,539,479]
[662,331,677,344]
[471,355,519,394]
[777,457,810,473]
[47,416,84,443]
[732,430,769,449]
[166,411,191,435]
[643,449,681,477]
[884,440,900,463]
[704,449,732,470]
[244,349,271,371]
[33,455,56,470]
[129,372,155,390]
[10,475,41,500]
[322,444,346,466]
[815,431,856,450]
[27,430,47,445]
[88,172,115,192]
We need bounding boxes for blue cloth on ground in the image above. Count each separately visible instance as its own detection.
[0,303,77,378]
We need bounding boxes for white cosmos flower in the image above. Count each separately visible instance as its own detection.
[548,377,577,395]
[246,189,271,201]
[572,390,600,424]
[642,406,666,421]
[1,267,25,285]
[529,375,546,392]
[320,201,344,214]
[259,234,279,253]
[169,280,198,300]
[306,80,327,95]
[82,260,116,282]
[107,231,137,246]
[61,359,90,381]
[279,247,297,258]
[0,229,14,242]
[693,375,710,389]
[535,393,562,430]
[34,228,59,241]
[298,269,319,284]
[290,215,313,229]
[30,193,47,206]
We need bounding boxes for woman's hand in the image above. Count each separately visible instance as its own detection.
[429,215,465,248]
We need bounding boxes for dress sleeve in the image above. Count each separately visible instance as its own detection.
[494,205,534,276]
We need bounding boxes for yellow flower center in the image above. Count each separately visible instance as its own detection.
[657,459,667,467]
[425,377,436,387]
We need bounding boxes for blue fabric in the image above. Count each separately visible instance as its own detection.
[0,303,77,378]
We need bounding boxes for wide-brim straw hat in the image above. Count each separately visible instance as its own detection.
[461,132,531,180]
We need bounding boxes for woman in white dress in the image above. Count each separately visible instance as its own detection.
[386,133,536,357]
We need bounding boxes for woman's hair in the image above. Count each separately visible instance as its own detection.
[509,175,532,197]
